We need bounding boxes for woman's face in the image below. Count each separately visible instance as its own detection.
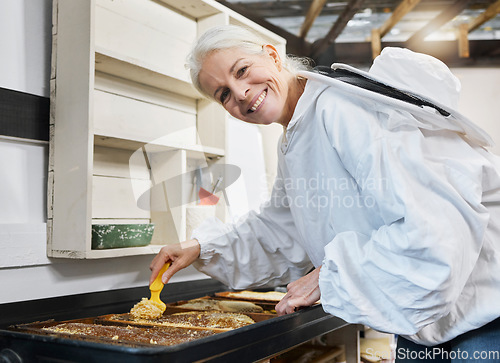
[198,45,296,127]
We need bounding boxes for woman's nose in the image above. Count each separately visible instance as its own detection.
[235,84,250,101]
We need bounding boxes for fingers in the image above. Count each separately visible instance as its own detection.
[149,262,166,285]
[275,291,305,316]
[149,247,172,285]
[275,267,322,316]
[160,246,199,284]
[160,260,183,284]
[275,293,298,316]
[148,240,201,285]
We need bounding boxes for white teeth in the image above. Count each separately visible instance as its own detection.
[250,91,267,111]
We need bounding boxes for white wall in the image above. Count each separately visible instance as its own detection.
[453,67,500,155]
[0,138,47,224]
[0,0,52,97]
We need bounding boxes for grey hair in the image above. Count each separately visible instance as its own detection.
[186,25,312,99]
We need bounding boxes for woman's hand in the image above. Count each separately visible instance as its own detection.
[275,266,321,316]
[149,239,201,285]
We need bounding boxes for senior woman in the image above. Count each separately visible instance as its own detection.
[150,25,500,361]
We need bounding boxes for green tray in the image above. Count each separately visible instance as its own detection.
[91,224,154,249]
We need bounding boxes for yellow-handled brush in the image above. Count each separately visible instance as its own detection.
[129,262,171,320]
[150,263,170,313]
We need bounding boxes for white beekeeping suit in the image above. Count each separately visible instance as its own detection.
[192,47,500,346]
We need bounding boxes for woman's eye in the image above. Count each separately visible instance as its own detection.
[237,66,247,77]
[220,89,230,103]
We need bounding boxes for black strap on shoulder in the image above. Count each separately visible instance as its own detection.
[312,65,450,117]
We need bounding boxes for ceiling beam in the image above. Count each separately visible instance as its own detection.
[406,0,470,46]
[228,0,438,17]
[468,0,500,33]
[371,0,422,59]
[379,0,422,38]
[300,0,328,39]
[215,0,312,56]
[310,0,366,59]
[457,22,470,57]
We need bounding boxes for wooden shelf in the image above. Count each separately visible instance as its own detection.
[94,134,225,158]
[157,0,221,19]
[95,50,201,99]
[159,0,286,46]
[49,244,162,259]
[48,0,284,259]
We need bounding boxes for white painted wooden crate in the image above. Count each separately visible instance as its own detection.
[48,0,285,258]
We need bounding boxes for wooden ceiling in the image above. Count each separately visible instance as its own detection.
[216,0,500,67]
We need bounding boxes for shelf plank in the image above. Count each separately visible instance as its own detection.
[92,175,151,219]
[94,146,150,180]
[94,134,225,158]
[49,245,161,259]
[94,88,197,147]
[95,51,200,99]
[92,218,151,224]
[94,72,197,115]
[158,0,220,19]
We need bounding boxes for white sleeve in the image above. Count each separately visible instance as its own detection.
[319,97,490,335]
[191,169,313,290]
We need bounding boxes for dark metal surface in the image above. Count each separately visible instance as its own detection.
[0,279,349,362]
[0,279,227,329]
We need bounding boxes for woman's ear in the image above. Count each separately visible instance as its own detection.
[263,44,282,71]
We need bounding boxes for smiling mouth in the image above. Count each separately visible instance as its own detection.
[248,90,267,113]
